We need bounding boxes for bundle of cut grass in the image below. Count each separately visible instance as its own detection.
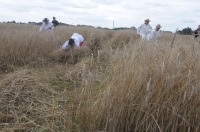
[0,69,56,131]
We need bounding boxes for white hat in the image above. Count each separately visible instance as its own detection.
[156,24,161,28]
[144,19,150,22]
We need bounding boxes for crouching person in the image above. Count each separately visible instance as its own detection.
[62,33,84,56]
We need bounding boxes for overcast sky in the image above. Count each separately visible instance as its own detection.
[0,0,199,31]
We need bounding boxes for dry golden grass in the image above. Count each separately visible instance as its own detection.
[0,69,57,131]
[90,40,200,131]
[0,23,200,131]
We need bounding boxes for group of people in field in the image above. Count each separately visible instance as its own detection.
[137,18,200,41]
[39,17,59,31]
[39,17,200,57]
[137,18,162,41]
[39,17,84,56]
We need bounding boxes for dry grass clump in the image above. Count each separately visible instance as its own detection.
[63,57,109,130]
[103,30,138,49]
[48,46,92,65]
[64,54,106,88]
[64,46,92,64]
[86,40,200,131]
[0,64,14,75]
[86,30,114,55]
[0,24,58,67]
[0,69,58,131]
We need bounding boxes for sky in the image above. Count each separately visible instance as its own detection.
[0,0,200,32]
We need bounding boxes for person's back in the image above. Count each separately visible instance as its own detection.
[40,18,54,31]
[61,33,84,56]
[70,33,84,46]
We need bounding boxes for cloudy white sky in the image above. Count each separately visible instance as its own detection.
[0,0,199,31]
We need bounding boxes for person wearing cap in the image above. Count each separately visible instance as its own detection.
[61,33,84,55]
[137,19,152,40]
[52,17,59,27]
[39,18,54,31]
[147,24,162,41]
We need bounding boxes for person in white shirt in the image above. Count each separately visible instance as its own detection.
[148,24,162,41]
[62,33,84,55]
[39,18,54,31]
[137,19,152,40]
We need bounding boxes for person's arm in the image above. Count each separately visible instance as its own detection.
[62,41,69,55]
[149,25,152,30]
[47,23,54,30]
[50,23,54,29]
[62,48,69,56]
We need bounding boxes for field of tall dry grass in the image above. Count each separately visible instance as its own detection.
[0,23,200,131]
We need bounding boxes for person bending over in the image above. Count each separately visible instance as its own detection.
[61,33,84,56]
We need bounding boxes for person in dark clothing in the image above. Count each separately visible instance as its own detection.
[52,17,59,27]
[193,25,200,39]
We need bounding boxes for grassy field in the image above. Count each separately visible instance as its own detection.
[0,23,200,131]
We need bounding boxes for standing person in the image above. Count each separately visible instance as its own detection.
[52,17,59,27]
[193,25,200,39]
[137,18,152,40]
[39,18,54,31]
[148,24,162,41]
[62,33,84,55]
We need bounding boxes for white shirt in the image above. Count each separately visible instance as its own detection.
[39,22,54,31]
[62,33,84,50]
[148,30,161,40]
[137,24,152,35]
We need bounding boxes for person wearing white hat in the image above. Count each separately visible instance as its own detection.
[39,18,54,31]
[147,24,162,41]
[137,19,152,40]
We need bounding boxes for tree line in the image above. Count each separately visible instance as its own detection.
[177,27,193,35]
